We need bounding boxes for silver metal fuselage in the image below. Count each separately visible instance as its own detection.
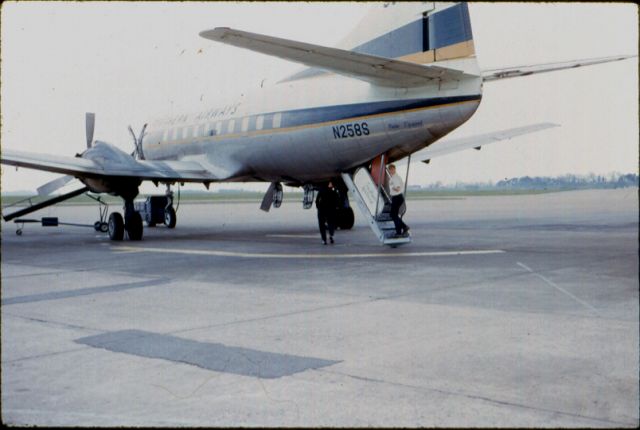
[142,71,483,186]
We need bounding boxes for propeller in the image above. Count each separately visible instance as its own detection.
[86,112,95,148]
[128,123,147,160]
[38,112,95,195]
[37,175,75,196]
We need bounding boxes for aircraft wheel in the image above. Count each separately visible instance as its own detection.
[100,222,109,233]
[164,206,177,229]
[108,212,125,241]
[337,207,354,230]
[94,221,102,232]
[126,211,144,241]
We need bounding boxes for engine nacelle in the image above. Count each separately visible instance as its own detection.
[79,141,142,200]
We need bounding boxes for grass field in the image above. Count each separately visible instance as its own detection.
[1,188,576,208]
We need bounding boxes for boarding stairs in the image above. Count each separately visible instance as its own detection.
[341,167,411,246]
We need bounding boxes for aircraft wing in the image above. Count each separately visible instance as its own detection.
[415,122,559,163]
[1,148,233,182]
[482,55,634,82]
[200,28,475,88]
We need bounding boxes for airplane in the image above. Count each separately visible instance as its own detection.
[1,2,634,246]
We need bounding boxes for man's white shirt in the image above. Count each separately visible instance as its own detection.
[389,173,404,197]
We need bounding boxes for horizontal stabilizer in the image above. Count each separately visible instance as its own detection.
[200,27,476,88]
[415,122,560,163]
[482,55,635,82]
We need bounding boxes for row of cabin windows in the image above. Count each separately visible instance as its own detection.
[158,112,282,143]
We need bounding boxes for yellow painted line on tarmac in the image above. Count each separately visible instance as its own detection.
[113,246,505,259]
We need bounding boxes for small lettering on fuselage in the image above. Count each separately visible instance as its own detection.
[332,122,370,139]
[155,103,241,127]
[404,120,423,128]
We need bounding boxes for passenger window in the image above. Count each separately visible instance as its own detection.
[256,115,264,130]
[228,119,235,134]
[273,112,282,128]
[215,122,222,135]
[241,117,249,132]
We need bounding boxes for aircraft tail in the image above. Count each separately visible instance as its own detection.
[337,2,476,65]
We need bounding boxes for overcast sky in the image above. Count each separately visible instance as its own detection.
[1,1,637,193]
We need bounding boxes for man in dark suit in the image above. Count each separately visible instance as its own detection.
[316,181,338,245]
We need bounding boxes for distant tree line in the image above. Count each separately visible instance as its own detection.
[424,173,638,191]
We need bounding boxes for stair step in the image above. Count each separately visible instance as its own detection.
[341,170,411,247]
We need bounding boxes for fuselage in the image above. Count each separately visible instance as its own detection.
[142,69,482,186]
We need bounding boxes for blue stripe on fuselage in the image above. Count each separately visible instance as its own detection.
[278,95,480,129]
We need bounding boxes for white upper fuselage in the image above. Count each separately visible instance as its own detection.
[142,65,482,185]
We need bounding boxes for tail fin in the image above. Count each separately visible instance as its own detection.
[338,2,475,64]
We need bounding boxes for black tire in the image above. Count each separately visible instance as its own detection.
[99,222,109,233]
[337,207,355,230]
[94,221,102,232]
[108,212,125,241]
[126,211,143,241]
[164,206,177,229]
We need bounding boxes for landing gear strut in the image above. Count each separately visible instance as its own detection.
[164,184,177,228]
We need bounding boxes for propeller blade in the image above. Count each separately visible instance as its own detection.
[128,125,138,157]
[37,175,75,196]
[86,112,95,148]
[128,124,148,160]
[138,124,147,160]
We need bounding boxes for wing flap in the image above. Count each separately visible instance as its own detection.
[200,27,476,88]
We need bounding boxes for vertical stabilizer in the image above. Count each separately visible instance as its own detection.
[338,2,475,64]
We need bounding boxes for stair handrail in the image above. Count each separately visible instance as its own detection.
[374,154,386,217]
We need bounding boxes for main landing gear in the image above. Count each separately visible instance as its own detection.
[107,185,177,241]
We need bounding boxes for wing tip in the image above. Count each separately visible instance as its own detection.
[199,27,232,40]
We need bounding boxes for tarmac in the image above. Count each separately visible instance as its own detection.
[1,188,638,427]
